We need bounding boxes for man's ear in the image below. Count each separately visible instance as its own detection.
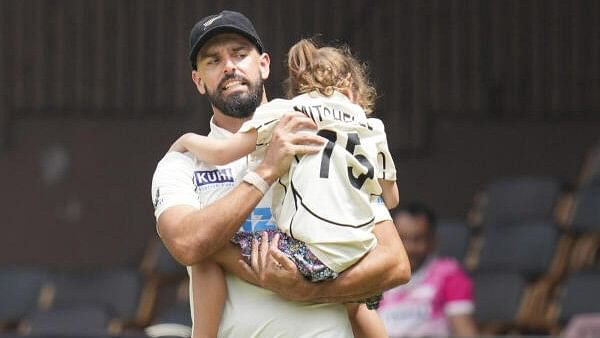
[258,52,271,80]
[191,71,206,95]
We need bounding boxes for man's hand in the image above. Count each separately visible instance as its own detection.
[255,112,324,184]
[239,232,311,301]
[241,220,411,303]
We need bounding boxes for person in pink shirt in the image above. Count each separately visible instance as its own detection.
[378,202,478,337]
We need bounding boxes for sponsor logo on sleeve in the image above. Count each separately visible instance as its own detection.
[153,188,162,210]
[194,168,235,191]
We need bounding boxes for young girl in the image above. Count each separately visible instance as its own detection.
[171,39,398,337]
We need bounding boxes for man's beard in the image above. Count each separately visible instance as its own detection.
[205,73,264,119]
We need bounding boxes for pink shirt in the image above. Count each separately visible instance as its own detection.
[378,257,474,337]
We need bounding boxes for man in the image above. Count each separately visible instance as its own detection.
[151,10,410,337]
[378,202,478,337]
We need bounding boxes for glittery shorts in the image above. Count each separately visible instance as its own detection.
[231,229,381,309]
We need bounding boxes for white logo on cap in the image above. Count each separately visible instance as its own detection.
[203,15,222,28]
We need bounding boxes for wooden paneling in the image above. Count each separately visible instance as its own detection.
[1,0,599,150]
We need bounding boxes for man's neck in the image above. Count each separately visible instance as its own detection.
[212,111,249,133]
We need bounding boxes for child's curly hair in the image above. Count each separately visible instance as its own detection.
[283,39,377,115]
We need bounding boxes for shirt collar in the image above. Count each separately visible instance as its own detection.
[208,116,235,139]
[303,90,351,102]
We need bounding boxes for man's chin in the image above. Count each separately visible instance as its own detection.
[221,88,249,99]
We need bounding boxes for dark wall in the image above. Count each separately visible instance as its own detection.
[1,118,597,266]
[399,120,599,217]
[3,0,600,144]
[0,119,181,267]
[1,0,599,266]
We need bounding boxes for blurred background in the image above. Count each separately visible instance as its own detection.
[0,0,599,337]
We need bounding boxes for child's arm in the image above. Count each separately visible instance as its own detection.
[346,303,388,338]
[379,179,399,209]
[169,130,258,165]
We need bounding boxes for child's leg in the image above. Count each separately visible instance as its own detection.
[190,260,226,338]
[346,303,388,338]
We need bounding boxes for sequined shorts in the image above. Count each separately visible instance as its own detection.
[231,229,381,309]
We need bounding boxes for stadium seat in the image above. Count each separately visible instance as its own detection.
[139,239,188,327]
[518,149,600,335]
[472,271,527,334]
[50,268,142,319]
[565,180,600,272]
[471,221,561,334]
[464,177,562,271]
[516,179,600,333]
[141,239,187,278]
[146,301,192,338]
[541,268,600,336]
[479,176,561,228]
[570,180,600,234]
[477,222,559,280]
[145,279,191,338]
[559,270,600,326]
[21,305,113,335]
[43,267,144,332]
[0,267,47,331]
[463,176,573,333]
[154,300,192,327]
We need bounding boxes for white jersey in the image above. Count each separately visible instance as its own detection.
[151,119,352,337]
[240,91,396,272]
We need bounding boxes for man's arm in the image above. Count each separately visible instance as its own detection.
[242,218,411,302]
[157,112,324,266]
[157,185,264,266]
[311,219,411,302]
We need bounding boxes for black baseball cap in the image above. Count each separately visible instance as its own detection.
[189,10,264,69]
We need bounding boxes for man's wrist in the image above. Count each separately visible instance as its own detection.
[243,171,272,195]
[253,164,278,185]
[291,278,316,302]
[278,278,316,302]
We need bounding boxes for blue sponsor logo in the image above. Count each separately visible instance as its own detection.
[194,168,234,187]
[242,207,276,232]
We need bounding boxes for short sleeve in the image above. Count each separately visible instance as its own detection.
[239,99,290,147]
[371,195,392,223]
[441,265,475,315]
[368,118,397,181]
[151,152,199,220]
[239,118,279,148]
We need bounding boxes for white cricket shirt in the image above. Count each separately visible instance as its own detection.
[240,91,396,272]
[151,118,352,337]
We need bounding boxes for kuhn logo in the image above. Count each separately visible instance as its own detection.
[194,168,234,187]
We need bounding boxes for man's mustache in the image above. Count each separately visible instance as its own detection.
[218,74,248,92]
